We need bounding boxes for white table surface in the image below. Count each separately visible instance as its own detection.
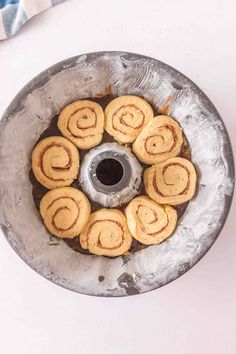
[0,1,236,353]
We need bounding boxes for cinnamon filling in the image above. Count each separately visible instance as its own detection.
[153,163,190,197]
[144,125,178,155]
[67,107,98,138]
[39,143,72,182]
[136,204,169,236]
[112,104,145,134]
[87,219,125,250]
[48,196,80,231]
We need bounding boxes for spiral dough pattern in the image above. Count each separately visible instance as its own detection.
[32,136,79,189]
[105,96,153,144]
[57,100,105,149]
[144,157,197,205]
[80,209,132,257]
[125,196,177,245]
[133,115,183,164]
[40,187,91,238]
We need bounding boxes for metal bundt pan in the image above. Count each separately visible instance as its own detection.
[0,52,234,296]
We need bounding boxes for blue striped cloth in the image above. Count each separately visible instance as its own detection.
[0,0,64,40]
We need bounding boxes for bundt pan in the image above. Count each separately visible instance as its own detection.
[0,52,234,296]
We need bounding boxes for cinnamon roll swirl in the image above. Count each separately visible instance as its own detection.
[40,187,91,238]
[125,196,177,245]
[80,209,132,257]
[32,136,79,189]
[105,95,153,144]
[58,100,105,149]
[144,157,197,205]
[133,116,183,164]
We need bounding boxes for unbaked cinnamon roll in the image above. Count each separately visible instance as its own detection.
[133,115,183,164]
[40,187,91,238]
[57,100,105,149]
[32,136,79,189]
[80,209,132,257]
[144,157,197,205]
[105,95,153,143]
[125,196,177,245]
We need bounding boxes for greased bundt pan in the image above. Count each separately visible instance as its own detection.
[0,52,234,296]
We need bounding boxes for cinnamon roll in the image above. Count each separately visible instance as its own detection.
[40,187,91,238]
[133,115,183,164]
[80,209,132,257]
[32,136,79,189]
[125,196,177,245]
[105,95,153,144]
[144,157,197,205]
[57,100,105,149]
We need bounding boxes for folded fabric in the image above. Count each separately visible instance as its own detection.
[0,0,64,40]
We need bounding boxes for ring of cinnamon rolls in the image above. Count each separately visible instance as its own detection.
[32,96,197,257]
